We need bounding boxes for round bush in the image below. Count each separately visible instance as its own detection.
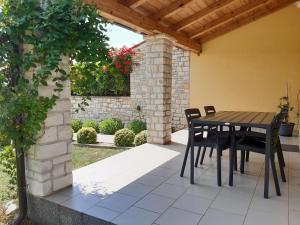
[71,119,83,133]
[77,127,97,144]
[99,118,124,135]
[114,128,135,147]
[82,120,99,133]
[127,119,147,134]
[134,130,147,146]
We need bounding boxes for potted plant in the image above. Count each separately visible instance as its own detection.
[278,85,294,136]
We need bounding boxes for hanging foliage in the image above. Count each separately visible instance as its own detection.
[0,0,109,152]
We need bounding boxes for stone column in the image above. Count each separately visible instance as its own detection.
[144,34,174,144]
[25,56,73,197]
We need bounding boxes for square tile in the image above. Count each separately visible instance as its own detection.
[46,192,70,204]
[289,210,300,225]
[113,207,159,225]
[59,185,81,197]
[118,182,154,198]
[149,167,178,178]
[210,194,251,215]
[156,207,202,225]
[152,183,187,199]
[198,208,244,225]
[135,193,174,213]
[185,184,220,200]
[137,174,167,187]
[172,193,212,214]
[97,193,139,212]
[62,194,103,212]
[85,205,120,221]
[250,196,288,216]
[244,209,288,225]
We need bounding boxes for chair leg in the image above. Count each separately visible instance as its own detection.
[217,147,222,186]
[190,142,195,184]
[200,147,207,165]
[277,152,286,182]
[234,150,238,171]
[180,142,190,177]
[245,151,250,162]
[195,146,201,167]
[277,138,286,167]
[240,151,245,174]
[209,147,213,157]
[270,153,281,196]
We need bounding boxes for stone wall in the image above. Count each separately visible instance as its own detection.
[72,43,190,131]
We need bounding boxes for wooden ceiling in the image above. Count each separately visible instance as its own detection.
[83,0,296,52]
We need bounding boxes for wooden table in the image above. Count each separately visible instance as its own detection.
[192,111,276,198]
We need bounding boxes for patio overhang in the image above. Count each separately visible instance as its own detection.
[83,0,296,53]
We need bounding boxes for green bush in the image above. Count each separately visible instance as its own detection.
[114,128,135,147]
[77,127,97,144]
[134,130,147,146]
[71,119,83,133]
[82,120,99,133]
[99,118,124,135]
[127,119,147,134]
[0,133,10,147]
[0,146,17,189]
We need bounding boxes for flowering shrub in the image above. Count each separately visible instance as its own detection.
[71,46,135,96]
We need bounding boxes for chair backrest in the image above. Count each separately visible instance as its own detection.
[204,106,216,115]
[184,108,201,129]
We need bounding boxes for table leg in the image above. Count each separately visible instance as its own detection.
[190,135,195,184]
[229,126,235,186]
[264,127,271,199]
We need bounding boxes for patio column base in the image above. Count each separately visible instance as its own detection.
[144,34,174,145]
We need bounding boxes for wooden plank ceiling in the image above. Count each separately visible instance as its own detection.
[83,0,296,53]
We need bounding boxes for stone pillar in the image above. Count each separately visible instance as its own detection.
[25,56,73,197]
[144,34,174,144]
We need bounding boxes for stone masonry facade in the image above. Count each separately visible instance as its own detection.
[26,55,73,197]
[72,43,190,131]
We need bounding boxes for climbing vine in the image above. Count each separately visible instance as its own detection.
[0,0,109,151]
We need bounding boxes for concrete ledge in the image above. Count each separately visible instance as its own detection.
[27,194,115,225]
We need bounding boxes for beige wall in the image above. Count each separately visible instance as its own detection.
[190,5,300,126]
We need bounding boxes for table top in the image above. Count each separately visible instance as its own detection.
[193,111,276,128]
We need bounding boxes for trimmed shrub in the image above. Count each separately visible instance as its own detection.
[82,120,99,133]
[71,119,83,133]
[114,128,135,147]
[134,130,147,146]
[99,118,124,135]
[127,119,147,134]
[77,127,97,144]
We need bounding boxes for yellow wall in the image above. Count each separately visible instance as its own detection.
[190,5,300,125]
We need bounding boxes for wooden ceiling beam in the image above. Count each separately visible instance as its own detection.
[123,0,148,8]
[189,0,269,39]
[151,0,194,21]
[83,0,202,52]
[171,0,235,31]
[199,0,296,43]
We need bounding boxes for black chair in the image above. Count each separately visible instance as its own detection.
[180,108,230,186]
[234,112,286,197]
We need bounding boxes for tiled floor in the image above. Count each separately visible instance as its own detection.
[47,130,300,225]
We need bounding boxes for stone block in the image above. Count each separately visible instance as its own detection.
[27,178,52,197]
[45,113,64,127]
[27,159,52,173]
[35,142,68,160]
[53,174,73,191]
[37,126,58,144]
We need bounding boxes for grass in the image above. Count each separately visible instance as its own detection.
[0,145,127,224]
[72,145,126,170]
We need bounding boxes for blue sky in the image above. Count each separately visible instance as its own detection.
[105,24,143,48]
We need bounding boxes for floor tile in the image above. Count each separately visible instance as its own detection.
[46,192,70,204]
[151,183,187,199]
[85,205,120,221]
[97,193,139,212]
[62,194,103,212]
[135,193,174,213]
[156,207,202,225]
[289,210,300,225]
[149,167,178,178]
[244,209,288,225]
[210,194,251,215]
[198,208,244,225]
[250,196,288,215]
[113,207,159,225]
[172,193,212,215]
[185,184,220,200]
[118,182,154,198]
[137,174,167,187]
[58,185,81,197]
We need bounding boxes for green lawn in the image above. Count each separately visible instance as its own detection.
[72,146,126,170]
